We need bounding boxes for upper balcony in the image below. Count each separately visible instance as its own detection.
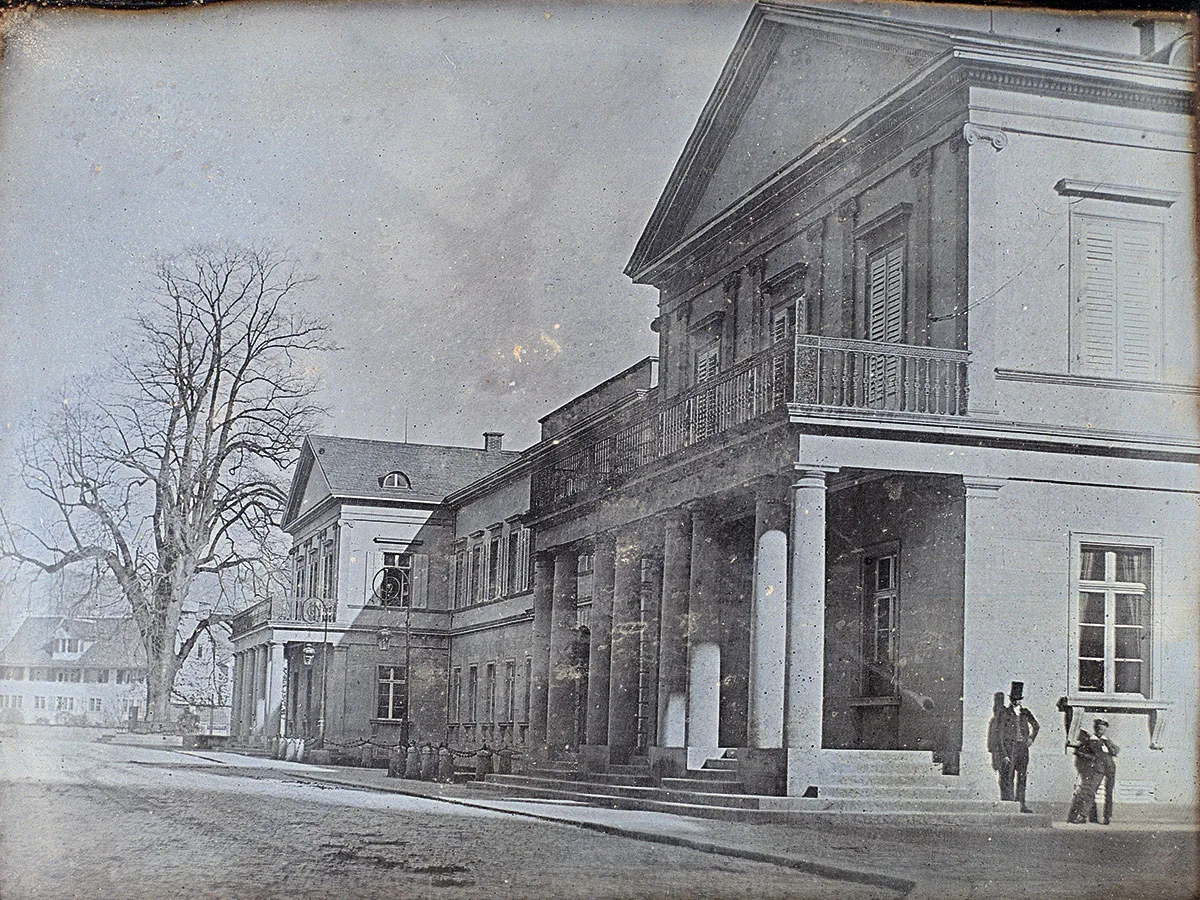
[530,333,968,515]
[229,596,337,640]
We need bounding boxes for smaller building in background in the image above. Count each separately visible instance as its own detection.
[0,617,147,726]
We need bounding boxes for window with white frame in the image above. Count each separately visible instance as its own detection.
[321,529,338,600]
[1074,541,1154,697]
[376,665,407,721]
[378,552,412,608]
[470,545,484,605]
[862,551,899,698]
[485,662,496,724]
[467,666,478,723]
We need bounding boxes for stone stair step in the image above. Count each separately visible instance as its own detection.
[686,767,744,781]
[606,763,653,776]
[721,748,738,760]
[701,759,738,771]
[482,774,763,808]
[468,781,1048,828]
[818,784,962,800]
[661,777,747,794]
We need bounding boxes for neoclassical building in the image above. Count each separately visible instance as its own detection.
[232,2,1197,809]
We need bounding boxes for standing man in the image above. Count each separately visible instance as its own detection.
[998,681,1040,813]
[1068,719,1119,824]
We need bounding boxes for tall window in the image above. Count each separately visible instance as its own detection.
[862,551,899,697]
[694,342,720,385]
[1070,215,1162,380]
[378,552,412,608]
[485,663,496,724]
[449,667,462,724]
[523,657,532,723]
[467,666,478,723]
[507,527,533,595]
[488,535,503,599]
[1075,543,1153,696]
[376,665,407,721]
[503,660,516,723]
[470,546,484,604]
[321,530,337,600]
[454,550,468,609]
[307,546,319,601]
[866,239,905,344]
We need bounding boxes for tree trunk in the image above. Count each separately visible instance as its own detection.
[147,641,179,725]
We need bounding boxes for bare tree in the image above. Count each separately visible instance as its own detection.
[1,246,329,722]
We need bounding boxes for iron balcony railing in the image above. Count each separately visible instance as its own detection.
[530,333,969,513]
[228,596,337,638]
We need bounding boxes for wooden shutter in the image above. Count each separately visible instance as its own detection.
[1073,215,1162,379]
[412,553,429,608]
[364,551,383,605]
[695,343,720,384]
[1073,216,1118,375]
[1115,219,1161,380]
[867,240,904,344]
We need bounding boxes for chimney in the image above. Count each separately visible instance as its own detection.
[483,432,504,452]
[1133,18,1188,58]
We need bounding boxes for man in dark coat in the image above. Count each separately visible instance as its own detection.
[997,681,1040,812]
[1068,719,1119,824]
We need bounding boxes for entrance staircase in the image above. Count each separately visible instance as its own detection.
[470,749,1049,827]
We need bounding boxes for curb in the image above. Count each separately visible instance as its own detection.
[288,769,917,896]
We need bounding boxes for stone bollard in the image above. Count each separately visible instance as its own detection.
[496,747,513,775]
[474,745,493,781]
[284,738,298,761]
[406,743,421,780]
[361,744,374,768]
[388,744,405,778]
[295,738,306,762]
[438,745,454,782]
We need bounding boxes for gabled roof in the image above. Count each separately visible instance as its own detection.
[0,617,146,668]
[282,434,521,529]
[626,2,1193,283]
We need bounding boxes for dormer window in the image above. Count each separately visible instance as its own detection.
[380,471,411,489]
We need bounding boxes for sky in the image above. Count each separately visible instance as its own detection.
[0,0,1167,622]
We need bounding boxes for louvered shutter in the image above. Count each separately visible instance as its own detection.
[412,553,429,608]
[1073,215,1162,379]
[364,551,383,605]
[695,344,720,384]
[1073,216,1118,376]
[867,240,904,343]
[1115,219,1161,380]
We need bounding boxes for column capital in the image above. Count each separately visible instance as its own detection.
[590,532,617,554]
[792,465,839,488]
[963,475,1006,498]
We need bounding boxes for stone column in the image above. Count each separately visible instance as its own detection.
[657,511,691,747]
[686,510,720,749]
[585,535,616,746]
[256,645,269,737]
[545,547,579,750]
[749,491,789,749]
[529,551,554,748]
[607,531,642,753]
[230,652,244,740]
[785,468,834,752]
[266,642,286,742]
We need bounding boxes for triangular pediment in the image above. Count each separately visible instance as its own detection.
[281,438,333,530]
[627,4,950,281]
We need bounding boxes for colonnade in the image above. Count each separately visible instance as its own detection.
[230,641,285,744]
[528,468,834,757]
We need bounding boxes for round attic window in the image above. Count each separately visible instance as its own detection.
[380,471,411,489]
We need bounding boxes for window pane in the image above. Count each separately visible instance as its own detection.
[1115,593,1145,626]
[1114,661,1142,694]
[1078,659,1104,691]
[1079,592,1105,624]
[1115,548,1149,585]
[1078,624,1105,659]
[1079,547,1105,581]
[377,685,390,719]
[876,558,891,590]
[1115,626,1143,660]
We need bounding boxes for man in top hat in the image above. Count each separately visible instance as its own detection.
[997,681,1040,812]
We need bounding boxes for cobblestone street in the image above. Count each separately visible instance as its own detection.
[0,729,894,900]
